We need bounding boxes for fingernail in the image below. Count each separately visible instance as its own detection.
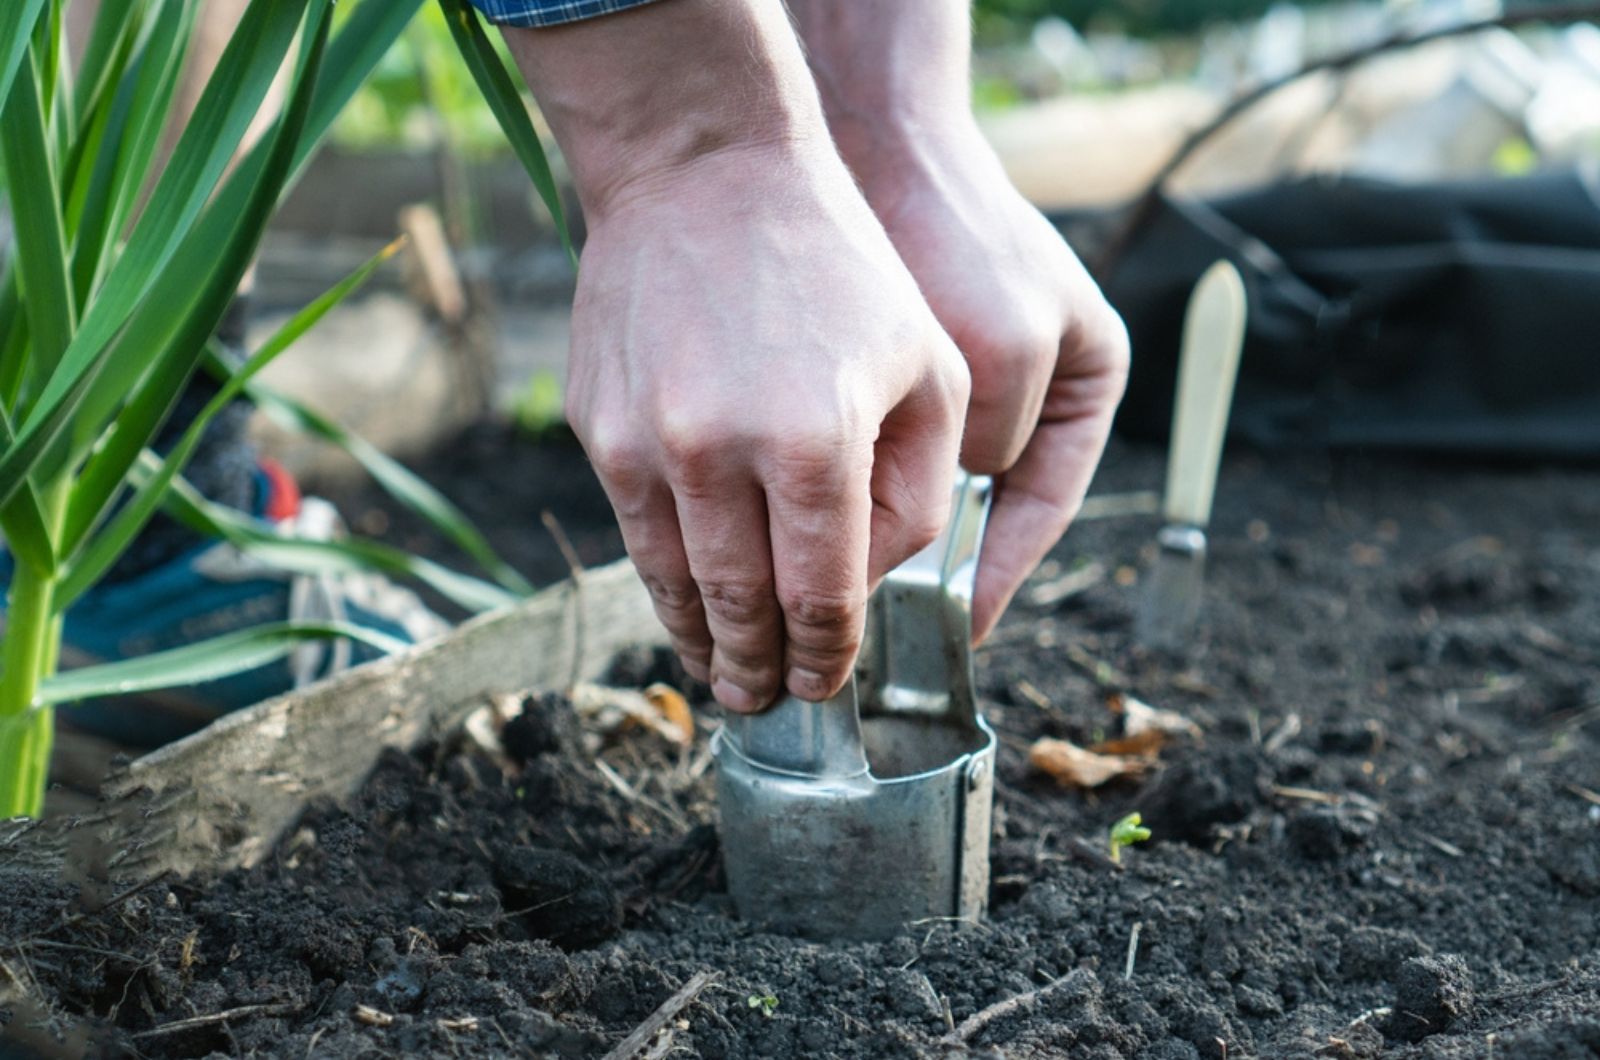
[787,667,831,702]
[712,676,761,714]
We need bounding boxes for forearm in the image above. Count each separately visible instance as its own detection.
[499,0,833,220]
[785,0,979,192]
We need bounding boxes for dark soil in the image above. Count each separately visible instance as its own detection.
[5,439,1600,1059]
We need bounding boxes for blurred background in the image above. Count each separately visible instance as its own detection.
[248,0,1600,580]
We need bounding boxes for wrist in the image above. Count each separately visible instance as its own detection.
[501,0,832,221]
[786,0,978,195]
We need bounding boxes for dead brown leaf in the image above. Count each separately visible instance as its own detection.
[644,683,695,746]
[571,683,689,746]
[1029,737,1151,788]
[1109,693,1202,741]
[1091,730,1168,757]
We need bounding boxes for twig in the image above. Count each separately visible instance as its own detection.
[1124,921,1143,981]
[1565,783,1600,808]
[601,970,716,1060]
[132,1003,299,1039]
[1095,2,1600,276]
[945,974,1074,1043]
[542,509,588,693]
[1419,834,1464,859]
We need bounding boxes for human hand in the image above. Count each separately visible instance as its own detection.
[564,142,968,712]
[864,133,1129,642]
[501,1,970,713]
[789,0,1130,642]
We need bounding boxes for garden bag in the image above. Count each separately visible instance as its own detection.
[1100,167,1600,459]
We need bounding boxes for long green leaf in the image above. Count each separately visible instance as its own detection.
[69,0,142,127]
[243,382,534,596]
[0,45,76,374]
[0,0,47,113]
[72,1,191,301]
[0,404,55,572]
[148,462,519,615]
[0,0,309,506]
[438,0,574,268]
[57,238,405,601]
[37,621,409,706]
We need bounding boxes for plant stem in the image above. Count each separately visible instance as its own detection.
[0,559,61,818]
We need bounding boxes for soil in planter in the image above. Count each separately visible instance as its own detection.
[4,440,1599,1059]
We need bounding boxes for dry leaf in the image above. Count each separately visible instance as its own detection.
[1029,737,1151,788]
[1091,730,1168,757]
[1110,693,1201,741]
[571,683,687,745]
[644,683,695,746]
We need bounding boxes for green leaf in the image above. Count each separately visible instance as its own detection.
[0,0,47,112]
[0,0,308,505]
[0,404,55,573]
[57,238,405,602]
[242,382,534,596]
[38,621,409,706]
[437,0,574,268]
[147,460,520,615]
[1109,812,1152,863]
[0,44,77,374]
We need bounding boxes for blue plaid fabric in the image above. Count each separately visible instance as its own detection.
[468,0,665,27]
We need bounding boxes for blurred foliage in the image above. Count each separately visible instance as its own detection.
[975,0,1336,37]
[333,4,521,154]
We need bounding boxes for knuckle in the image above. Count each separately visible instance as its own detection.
[698,578,775,628]
[779,590,864,642]
[642,573,701,617]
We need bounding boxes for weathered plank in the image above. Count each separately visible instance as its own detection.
[1,558,665,878]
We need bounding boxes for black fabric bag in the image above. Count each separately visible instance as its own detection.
[1099,167,1600,459]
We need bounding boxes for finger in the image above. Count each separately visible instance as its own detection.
[867,348,969,586]
[972,319,1128,641]
[587,449,714,683]
[764,442,873,702]
[671,473,785,714]
[958,313,1058,475]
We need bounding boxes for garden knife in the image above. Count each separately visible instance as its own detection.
[1135,260,1248,652]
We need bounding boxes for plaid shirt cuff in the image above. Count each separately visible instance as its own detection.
[467,0,666,28]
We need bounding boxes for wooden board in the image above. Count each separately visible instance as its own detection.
[0,559,665,878]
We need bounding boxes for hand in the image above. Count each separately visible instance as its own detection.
[789,0,1130,642]
[863,131,1129,642]
[568,144,968,712]
[501,0,968,712]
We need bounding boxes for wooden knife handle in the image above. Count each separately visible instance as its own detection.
[1163,260,1249,528]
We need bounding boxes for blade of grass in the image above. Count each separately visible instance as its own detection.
[437,0,574,268]
[241,380,534,596]
[38,620,408,706]
[58,238,405,598]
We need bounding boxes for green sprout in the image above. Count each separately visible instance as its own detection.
[1109,812,1152,864]
[746,993,779,1018]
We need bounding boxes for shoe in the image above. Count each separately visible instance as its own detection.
[3,460,450,750]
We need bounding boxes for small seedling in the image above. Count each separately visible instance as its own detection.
[1109,812,1152,864]
[746,993,779,1018]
